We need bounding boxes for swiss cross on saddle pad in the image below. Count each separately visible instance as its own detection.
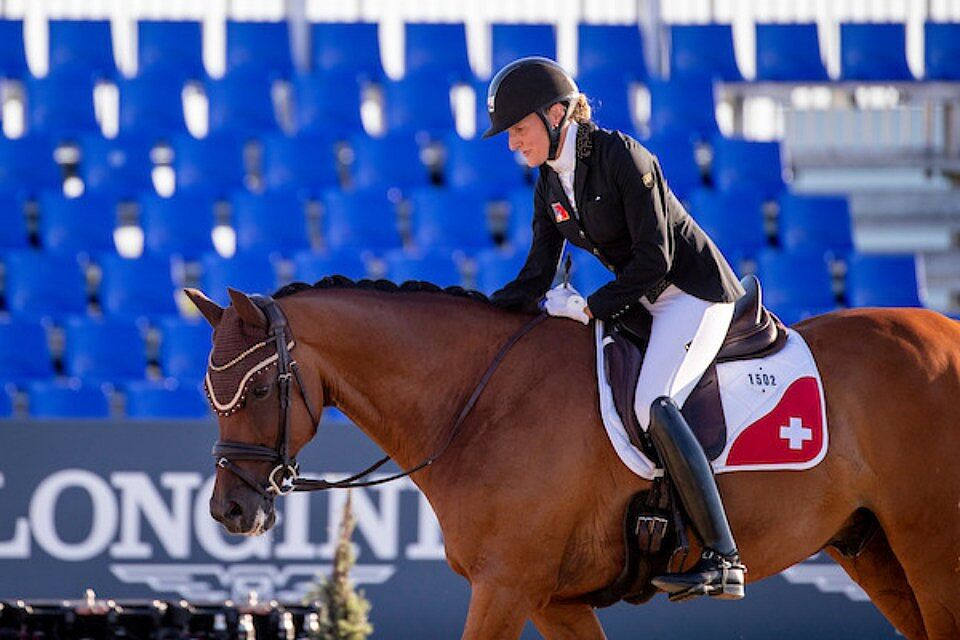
[711,334,828,473]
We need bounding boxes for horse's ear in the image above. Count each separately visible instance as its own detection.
[184,288,223,327]
[228,288,268,329]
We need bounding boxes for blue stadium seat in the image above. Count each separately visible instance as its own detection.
[382,77,456,137]
[173,133,246,196]
[577,24,647,83]
[641,133,702,202]
[688,189,767,265]
[409,188,493,252]
[63,316,147,382]
[225,20,292,80]
[755,249,836,325]
[0,19,28,79]
[231,189,310,255]
[778,194,853,257]
[137,20,204,81]
[506,186,534,247]
[292,249,368,283]
[711,136,784,198]
[647,77,718,140]
[125,380,209,419]
[840,23,913,81]
[0,137,61,197]
[98,253,178,318]
[200,253,278,305]
[311,22,384,83]
[321,189,402,252]
[4,250,88,318]
[158,317,211,383]
[846,253,922,307]
[39,191,117,254]
[291,72,364,137]
[28,380,111,419]
[0,193,28,250]
[25,72,99,140]
[261,133,340,195]
[383,249,464,287]
[206,73,278,135]
[79,134,155,197]
[48,19,116,79]
[443,133,525,196]
[117,75,188,138]
[670,24,742,81]
[755,23,829,82]
[0,320,54,384]
[569,251,615,293]
[575,73,635,132]
[473,247,526,295]
[924,22,960,80]
[405,22,473,84]
[349,134,428,193]
[491,23,557,72]
[139,192,215,258]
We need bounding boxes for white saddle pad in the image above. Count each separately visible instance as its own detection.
[595,321,829,481]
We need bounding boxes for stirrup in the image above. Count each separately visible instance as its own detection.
[652,549,746,602]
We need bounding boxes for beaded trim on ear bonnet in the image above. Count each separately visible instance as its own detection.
[204,311,295,416]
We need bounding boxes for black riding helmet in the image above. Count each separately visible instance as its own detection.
[483,57,580,161]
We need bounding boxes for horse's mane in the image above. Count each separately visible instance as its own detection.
[273,275,497,306]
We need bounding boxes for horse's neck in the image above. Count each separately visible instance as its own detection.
[286,291,520,472]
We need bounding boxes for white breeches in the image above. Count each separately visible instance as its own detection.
[633,285,735,431]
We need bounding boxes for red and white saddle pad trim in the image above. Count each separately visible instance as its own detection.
[595,322,829,481]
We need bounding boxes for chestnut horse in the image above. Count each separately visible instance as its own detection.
[186,280,960,640]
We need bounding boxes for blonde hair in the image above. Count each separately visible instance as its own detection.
[571,93,593,124]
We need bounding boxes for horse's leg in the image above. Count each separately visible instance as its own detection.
[530,601,607,640]
[824,529,927,640]
[461,581,535,640]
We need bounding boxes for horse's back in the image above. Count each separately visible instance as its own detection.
[795,306,960,499]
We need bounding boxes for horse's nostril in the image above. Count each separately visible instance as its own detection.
[226,501,243,520]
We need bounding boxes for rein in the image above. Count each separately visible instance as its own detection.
[210,295,547,497]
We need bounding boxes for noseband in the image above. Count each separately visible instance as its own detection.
[209,295,320,499]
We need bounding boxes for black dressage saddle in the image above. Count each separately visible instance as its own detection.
[604,275,788,461]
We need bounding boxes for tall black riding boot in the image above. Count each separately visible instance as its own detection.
[647,396,746,601]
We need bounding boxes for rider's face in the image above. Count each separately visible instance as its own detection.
[507,112,551,167]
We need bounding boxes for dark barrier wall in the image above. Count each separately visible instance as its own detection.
[1,419,897,638]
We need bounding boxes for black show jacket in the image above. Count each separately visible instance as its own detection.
[491,123,744,322]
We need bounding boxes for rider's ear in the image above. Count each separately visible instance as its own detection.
[184,288,224,327]
[228,287,268,329]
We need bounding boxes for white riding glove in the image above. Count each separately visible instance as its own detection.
[543,284,590,325]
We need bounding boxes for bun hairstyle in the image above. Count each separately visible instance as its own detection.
[571,93,593,124]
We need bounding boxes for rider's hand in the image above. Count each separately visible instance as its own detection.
[542,284,590,325]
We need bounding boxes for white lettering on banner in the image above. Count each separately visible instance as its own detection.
[29,469,118,561]
[193,476,272,561]
[0,472,30,558]
[274,492,315,559]
[316,477,403,560]
[406,491,446,560]
[110,472,203,559]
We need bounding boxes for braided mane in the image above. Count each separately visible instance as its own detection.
[273,275,495,305]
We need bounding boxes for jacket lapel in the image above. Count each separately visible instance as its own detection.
[573,122,596,212]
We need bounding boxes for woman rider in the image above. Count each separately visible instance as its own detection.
[484,57,748,601]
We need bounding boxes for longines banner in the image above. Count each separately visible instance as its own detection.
[1,420,898,638]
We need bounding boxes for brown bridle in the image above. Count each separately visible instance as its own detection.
[208,294,547,498]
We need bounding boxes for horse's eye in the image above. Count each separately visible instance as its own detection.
[252,385,270,399]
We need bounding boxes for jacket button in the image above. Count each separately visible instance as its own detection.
[579,230,585,238]
[592,248,600,255]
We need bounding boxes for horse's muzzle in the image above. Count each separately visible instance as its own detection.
[210,488,276,536]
